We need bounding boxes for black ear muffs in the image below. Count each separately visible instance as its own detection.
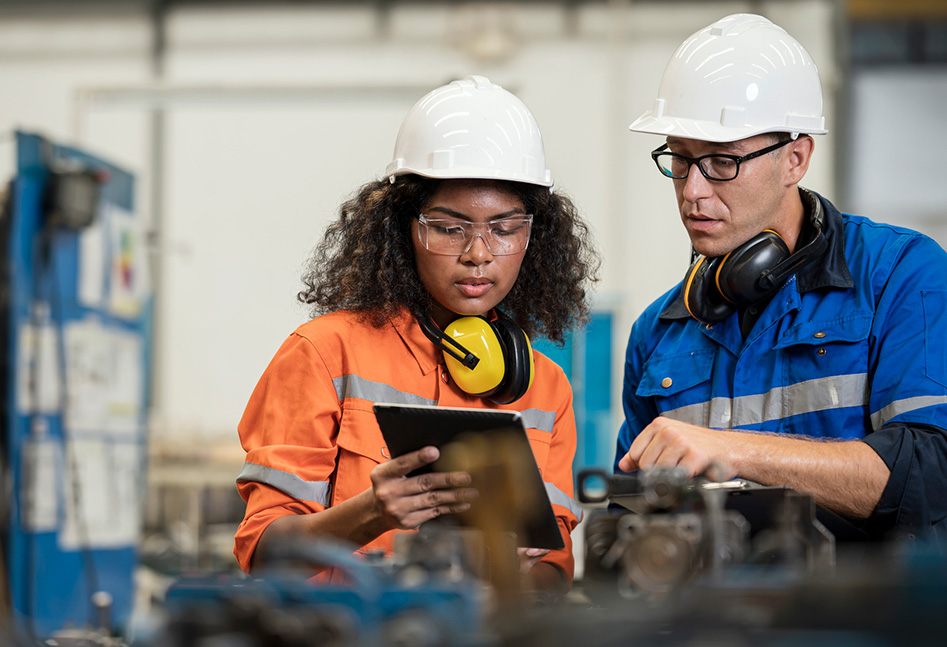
[715,230,790,304]
[418,314,535,404]
[682,189,829,325]
[683,229,795,325]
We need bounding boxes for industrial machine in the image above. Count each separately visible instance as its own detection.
[1,131,150,643]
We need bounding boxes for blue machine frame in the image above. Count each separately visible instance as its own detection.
[3,131,151,638]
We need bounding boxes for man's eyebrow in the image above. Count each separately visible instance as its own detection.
[667,138,744,156]
[425,206,526,220]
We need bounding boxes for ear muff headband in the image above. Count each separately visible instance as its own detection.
[418,314,480,368]
[418,314,535,404]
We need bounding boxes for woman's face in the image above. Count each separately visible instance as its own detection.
[412,180,527,328]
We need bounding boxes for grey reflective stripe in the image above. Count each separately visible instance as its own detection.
[520,408,555,434]
[333,374,436,406]
[545,482,583,523]
[237,462,332,506]
[871,394,947,429]
[663,373,869,429]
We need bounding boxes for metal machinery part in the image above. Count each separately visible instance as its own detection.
[579,468,834,600]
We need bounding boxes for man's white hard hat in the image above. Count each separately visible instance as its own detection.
[630,14,828,142]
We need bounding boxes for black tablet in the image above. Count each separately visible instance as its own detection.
[373,403,565,551]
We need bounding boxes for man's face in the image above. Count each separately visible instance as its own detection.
[666,134,790,258]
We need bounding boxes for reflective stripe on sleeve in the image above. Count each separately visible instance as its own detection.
[662,373,869,429]
[237,462,332,506]
[544,482,583,523]
[871,394,947,429]
[520,408,555,434]
[332,374,437,405]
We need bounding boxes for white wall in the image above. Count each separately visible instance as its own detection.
[847,68,947,247]
[0,0,840,444]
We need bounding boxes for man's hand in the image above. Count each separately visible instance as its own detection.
[617,416,891,519]
[618,416,738,481]
[370,446,479,531]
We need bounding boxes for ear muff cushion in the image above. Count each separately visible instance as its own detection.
[489,319,534,404]
[715,230,790,304]
[683,256,734,324]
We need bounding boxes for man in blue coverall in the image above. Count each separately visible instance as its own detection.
[615,13,947,541]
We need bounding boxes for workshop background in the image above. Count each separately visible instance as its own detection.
[0,0,945,639]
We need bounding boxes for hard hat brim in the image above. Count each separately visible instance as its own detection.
[386,165,554,188]
[629,112,827,143]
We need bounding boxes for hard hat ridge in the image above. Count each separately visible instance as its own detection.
[386,75,554,188]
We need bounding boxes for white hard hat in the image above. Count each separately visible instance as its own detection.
[630,14,827,142]
[385,75,553,187]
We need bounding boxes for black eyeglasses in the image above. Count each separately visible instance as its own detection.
[651,138,793,182]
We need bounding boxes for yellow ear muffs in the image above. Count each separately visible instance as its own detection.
[443,316,508,397]
[419,314,535,404]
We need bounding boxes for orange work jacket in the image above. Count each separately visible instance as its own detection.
[234,309,582,581]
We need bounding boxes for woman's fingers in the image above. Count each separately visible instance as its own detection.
[370,446,479,530]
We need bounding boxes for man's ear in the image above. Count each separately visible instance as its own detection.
[785,135,814,186]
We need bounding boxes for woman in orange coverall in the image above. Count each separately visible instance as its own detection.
[234,75,599,595]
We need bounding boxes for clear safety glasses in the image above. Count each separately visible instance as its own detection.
[651,138,793,182]
[416,214,533,256]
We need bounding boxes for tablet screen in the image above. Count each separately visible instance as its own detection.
[373,403,565,551]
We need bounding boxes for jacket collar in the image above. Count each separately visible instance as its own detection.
[390,308,442,376]
[659,188,854,322]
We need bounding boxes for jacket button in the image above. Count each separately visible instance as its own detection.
[817,348,826,356]
[814,331,826,339]
[441,369,449,384]
[661,377,673,388]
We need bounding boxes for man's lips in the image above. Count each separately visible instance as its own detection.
[685,213,721,232]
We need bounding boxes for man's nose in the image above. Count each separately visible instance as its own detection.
[681,162,712,202]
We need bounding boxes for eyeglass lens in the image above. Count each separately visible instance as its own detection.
[419,216,532,255]
[655,153,740,181]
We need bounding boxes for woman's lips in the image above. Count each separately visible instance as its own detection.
[456,279,493,297]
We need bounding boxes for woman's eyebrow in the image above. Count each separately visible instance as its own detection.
[425,206,526,220]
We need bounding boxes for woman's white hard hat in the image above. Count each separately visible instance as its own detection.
[386,75,553,187]
[630,14,828,143]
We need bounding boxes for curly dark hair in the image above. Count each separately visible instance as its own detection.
[298,175,600,345]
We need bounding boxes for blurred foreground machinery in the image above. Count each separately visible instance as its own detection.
[149,529,492,647]
[138,470,946,647]
[578,468,835,599]
[511,468,946,647]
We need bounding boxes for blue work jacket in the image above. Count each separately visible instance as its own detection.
[615,189,947,541]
